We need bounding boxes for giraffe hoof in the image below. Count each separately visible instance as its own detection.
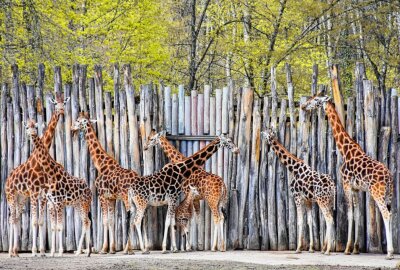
[309,249,315,253]
[344,250,351,255]
[162,250,169,254]
[142,250,150,255]
[99,250,108,254]
[352,250,360,255]
[40,253,46,258]
[386,253,394,260]
[109,250,116,255]
[324,251,331,256]
[295,250,302,254]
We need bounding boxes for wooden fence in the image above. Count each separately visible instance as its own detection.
[0,63,399,254]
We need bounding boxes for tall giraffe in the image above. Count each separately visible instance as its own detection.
[261,129,336,255]
[302,94,394,259]
[24,119,92,257]
[144,130,228,251]
[71,112,140,254]
[126,133,239,254]
[5,95,69,257]
[175,185,199,252]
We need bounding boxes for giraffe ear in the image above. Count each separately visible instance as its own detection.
[48,96,57,104]
[160,130,167,136]
[63,97,70,104]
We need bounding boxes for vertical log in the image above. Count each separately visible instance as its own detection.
[209,96,216,249]
[203,86,211,250]
[197,93,205,251]
[228,88,241,249]
[277,100,288,250]
[247,97,261,250]
[119,90,129,250]
[286,63,296,250]
[190,90,198,249]
[364,80,382,253]
[12,64,21,168]
[236,88,253,249]
[36,64,45,137]
[164,86,172,134]
[7,101,14,248]
[20,83,29,251]
[204,85,211,135]
[354,63,366,251]
[221,86,230,246]
[259,96,270,250]
[71,65,81,248]
[298,96,311,249]
[178,85,185,135]
[64,83,76,251]
[94,65,106,151]
[124,64,141,172]
[0,83,9,251]
[140,85,155,249]
[390,95,398,252]
[172,94,178,135]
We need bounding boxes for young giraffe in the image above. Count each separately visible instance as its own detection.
[71,112,140,254]
[261,129,336,255]
[126,134,239,254]
[143,130,228,251]
[175,185,199,252]
[24,119,92,257]
[5,95,69,257]
[302,93,394,259]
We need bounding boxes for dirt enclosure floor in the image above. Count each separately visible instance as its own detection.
[0,251,398,270]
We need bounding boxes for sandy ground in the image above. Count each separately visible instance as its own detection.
[0,250,398,270]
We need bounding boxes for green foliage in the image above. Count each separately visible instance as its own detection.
[1,0,399,98]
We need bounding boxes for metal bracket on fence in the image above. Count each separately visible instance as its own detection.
[166,135,218,141]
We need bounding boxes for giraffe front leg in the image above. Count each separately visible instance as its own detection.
[99,198,109,254]
[8,203,16,258]
[352,191,360,255]
[185,223,192,252]
[373,193,394,260]
[318,201,335,256]
[306,202,314,253]
[56,207,64,257]
[48,204,56,257]
[30,199,38,257]
[169,212,178,253]
[343,183,354,255]
[108,200,116,254]
[162,215,171,254]
[38,197,47,257]
[295,197,304,254]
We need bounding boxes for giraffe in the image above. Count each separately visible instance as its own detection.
[261,129,336,255]
[71,112,140,254]
[175,185,199,252]
[126,133,239,254]
[5,94,69,257]
[302,93,394,259]
[23,119,92,257]
[143,130,228,251]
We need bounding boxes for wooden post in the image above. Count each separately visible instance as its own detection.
[247,97,260,250]
[259,96,270,250]
[36,64,45,137]
[6,101,14,249]
[277,99,288,250]
[203,86,211,250]
[0,83,9,251]
[236,87,253,249]
[364,80,382,253]
[390,94,399,252]
[197,92,205,251]
[164,86,172,134]
[286,63,296,250]
[190,90,198,249]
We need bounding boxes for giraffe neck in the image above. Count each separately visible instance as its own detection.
[159,136,186,162]
[269,138,303,172]
[30,134,58,190]
[42,112,61,149]
[180,192,195,209]
[85,123,119,172]
[182,138,220,169]
[324,101,361,158]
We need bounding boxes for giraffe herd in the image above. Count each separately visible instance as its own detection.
[4,91,395,260]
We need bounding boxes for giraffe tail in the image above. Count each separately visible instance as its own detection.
[219,185,228,220]
[385,174,393,212]
[332,183,336,211]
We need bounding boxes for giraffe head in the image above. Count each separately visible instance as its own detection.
[188,185,200,197]
[71,112,97,136]
[301,91,331,111]
[143,129,167,151]
[261,128,277,145]
[49,93,70,115]
[218,134,239,154]
[24,119,38,138]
